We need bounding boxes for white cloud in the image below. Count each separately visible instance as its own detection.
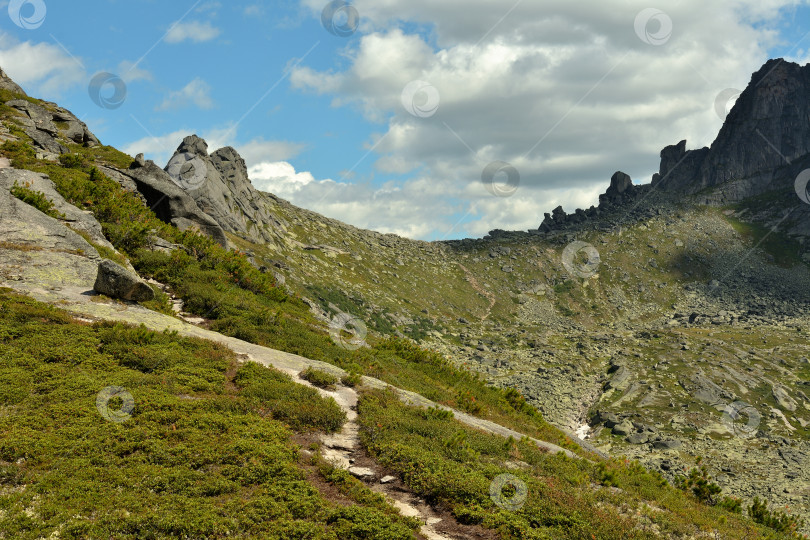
[244,4,264,17]
[157,78,214,111]
[250,161,318,192]
[290,0,808,238]
[0,33,85,97]
[117,60,152,83]
[196,1,221,13]
[246,159,606,239]
[236,139,307,167]
[165,20,221,43]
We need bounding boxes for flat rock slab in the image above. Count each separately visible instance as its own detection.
[348,466,375,479]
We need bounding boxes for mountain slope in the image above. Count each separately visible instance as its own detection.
[0,61,808,538]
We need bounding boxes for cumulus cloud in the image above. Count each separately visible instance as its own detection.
[287,0,806,238]
[0,33,85,97]
[237,138,307,167]
[165,20,221,43]
[157,78,214,111]
[249,161,455,238]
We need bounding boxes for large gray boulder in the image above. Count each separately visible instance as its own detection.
[164,135,286,244]
[94,260,154,302]
[0,175,102,292]
[606,171,633,199]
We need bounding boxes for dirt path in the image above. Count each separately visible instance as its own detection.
[454,262,497,321]
[306,383,461,539]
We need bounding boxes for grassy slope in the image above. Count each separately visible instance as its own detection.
[0,289,417,539]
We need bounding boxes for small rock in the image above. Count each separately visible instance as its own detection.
[380,475,396,484]
[653,440,682,450]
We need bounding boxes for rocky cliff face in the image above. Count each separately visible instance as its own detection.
[532,59,810,240]
[653,59,810,199]
[164,135,286,245]
[0,70,99,156]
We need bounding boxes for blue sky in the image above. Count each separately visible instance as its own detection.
[4,1,373,180]
[1,0,810,240]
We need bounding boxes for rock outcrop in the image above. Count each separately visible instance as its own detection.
[93,259,155,302]
[164,135,286,244]
[5,99,99,155]
[0,68,26,95]
[534,59,810,238]
[0,169,103,291]
[0,67,100,156]
[536,170,641,234]
[99,160,228,247]
[0,168,118,255]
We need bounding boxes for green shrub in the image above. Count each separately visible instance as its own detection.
[0,140,35,169]
[675,466,722,505]
[235,362,345,432]
[749,496,804,534]
[341,371,363,387]
[301,366,339,389]
[717,496,743,514]
[9,181,63,219]
[58,153,85,169]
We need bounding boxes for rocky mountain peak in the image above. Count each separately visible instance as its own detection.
[164,136,285,244]
[653,58,810,198]
[176,134,209,158]
[530,58,810,239]
[606,171,633,197]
